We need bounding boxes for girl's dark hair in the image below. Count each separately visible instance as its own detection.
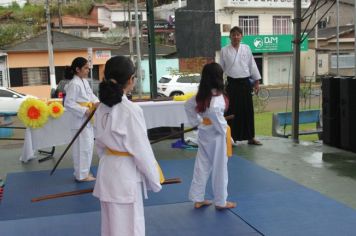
[99,56,135,107]
[196,62,226,113]
[64,57,88,80]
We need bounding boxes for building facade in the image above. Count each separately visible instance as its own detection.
[89,3,147,38]
[3,31,113,97]
[0,52,10,87]
[215,0,311,85]
[175,0,312,85]
[302,0,355,78]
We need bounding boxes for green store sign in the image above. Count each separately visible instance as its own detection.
[221,35,308,53]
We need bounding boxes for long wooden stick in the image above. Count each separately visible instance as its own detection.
[150,114,234,145]
[51,109,233,175]
[31,177,182,202]
[50,107,97,175]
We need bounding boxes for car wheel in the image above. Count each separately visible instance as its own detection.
[170,91,183,97]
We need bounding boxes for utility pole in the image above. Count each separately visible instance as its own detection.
[58,0,63,31]
[134,0,143,98]
[336,0,340,76]
[46,0,56,89]
[128,1,134,61]
[291,0,302,143]
[146,0,158,98]
[315,8,318,81]
[355,1,356,78]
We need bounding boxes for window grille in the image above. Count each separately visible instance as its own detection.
[273,16,292,34]
[22,68,48,86]
[239,16,259,35]
[331,54,355,69]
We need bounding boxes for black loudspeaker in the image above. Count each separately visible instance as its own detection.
[322,76,340,147]
[339,77,356,152]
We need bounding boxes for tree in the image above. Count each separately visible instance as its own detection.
[0,23,34,47]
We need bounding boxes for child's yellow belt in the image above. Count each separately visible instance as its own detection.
[78,102,95,123]
[106,148,165,183]
[77,102,94,110]
[202,117,232,158]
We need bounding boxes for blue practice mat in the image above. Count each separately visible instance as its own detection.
[227,158,356,236]
[0,202,261,236]
[0,160,195,220]
[2,156,356,235]
[0,167,100,220]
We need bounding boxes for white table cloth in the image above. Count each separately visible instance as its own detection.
[20,101,189,162]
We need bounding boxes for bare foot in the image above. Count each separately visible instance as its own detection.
[194,200,213,209]
[75,175,96,182]
[215,201,237,210]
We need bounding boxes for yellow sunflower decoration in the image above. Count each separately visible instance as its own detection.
[173,92,196,101]
[48,101,64,119]
[18,98,49,128]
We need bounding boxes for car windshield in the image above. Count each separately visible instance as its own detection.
[176,75,201,83]
[6,88,26,96]
[191,75,201,83]
[159,77,172,83]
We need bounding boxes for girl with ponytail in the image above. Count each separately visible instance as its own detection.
[93,56,162,236]
[185,62,236,210]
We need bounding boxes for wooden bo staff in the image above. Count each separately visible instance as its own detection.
[51,107,234,175]
[31,177,181,202]
[150,114,234,145]
[50,107,97,175]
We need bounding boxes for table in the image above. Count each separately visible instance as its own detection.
[20,101,189,162]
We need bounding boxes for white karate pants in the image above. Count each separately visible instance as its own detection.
[100,183,145,236]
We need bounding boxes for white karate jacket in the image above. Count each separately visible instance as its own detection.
[93,95,162,203]
[64,75,99,129]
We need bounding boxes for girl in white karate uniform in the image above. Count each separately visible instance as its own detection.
[185,62,236,210]
[93,56,162,236]
[64,57,99,182]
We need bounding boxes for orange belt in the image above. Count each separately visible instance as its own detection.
[202,118,232,158]
[106,148,165,183]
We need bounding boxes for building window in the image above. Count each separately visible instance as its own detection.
[318,20,327,29]
[239,16,259,35]
[72,31,82,37]
[273,16,292,34]
[0,71,3,86]
[331,54,355,69]
[131,13,142,21]
[22,68,48,86]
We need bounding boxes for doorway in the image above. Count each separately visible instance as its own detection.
[268,55,293,85]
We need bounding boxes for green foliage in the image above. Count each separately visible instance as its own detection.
[253,95,268,113]
[166,67,192,76]
[0,4,44,47]
[102,28,125,44]
[299,83,311,110]
[13,4,45,25]
[0,0,93,47]
[0,23,35,47]
[8,2,21,10]
[61,0,94,17]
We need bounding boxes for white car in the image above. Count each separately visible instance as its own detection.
[157,74,201,97]
[0,87,36,113]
